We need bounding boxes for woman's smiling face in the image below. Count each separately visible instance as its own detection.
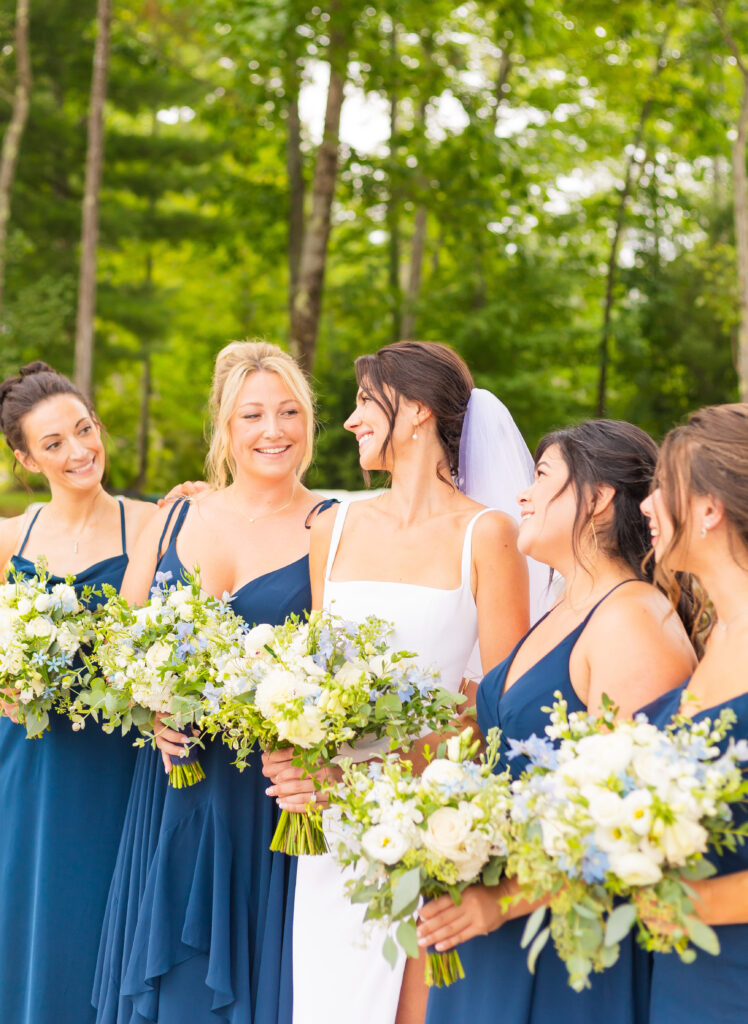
[17,394,105,491]
[516,444,579,565]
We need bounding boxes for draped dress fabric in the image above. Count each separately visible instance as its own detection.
[0,501,138,1024]
[94,497,335,1024]
[292,499,491,1024]
[641,682,748,1024]
[425,581,651,1024]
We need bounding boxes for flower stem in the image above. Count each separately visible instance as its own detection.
[424,950,465,987]
[270,809,328,855]
[168,760,206,788]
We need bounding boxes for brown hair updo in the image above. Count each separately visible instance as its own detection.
[0,362,97,455]
[354,341,474,485]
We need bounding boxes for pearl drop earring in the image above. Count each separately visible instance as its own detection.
[412,423,418,440]
[700,526,707,539]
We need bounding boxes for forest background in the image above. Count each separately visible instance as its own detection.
[1,0,747,508]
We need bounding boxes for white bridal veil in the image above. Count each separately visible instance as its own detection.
[457,387,553,627]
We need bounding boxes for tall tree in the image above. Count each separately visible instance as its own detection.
[0,0,31,315]
[74,0,111,397]
[289,4,351,374]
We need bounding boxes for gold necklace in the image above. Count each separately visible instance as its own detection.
[238,487,298,525]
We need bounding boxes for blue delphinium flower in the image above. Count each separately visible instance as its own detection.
[507,734,559,769]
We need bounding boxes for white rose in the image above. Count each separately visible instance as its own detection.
[26,617,55,641]
[33,593,52,613]
[16,597,32,616]
[255,667,321,719]
[334,660,370,688]
[570,732,635,782]
[366,654,389,677]
[581,785,626,829]
[243,623,276,656]
[297,655,327,679]
[361,824,410,865]
[423,805,473,862]
[51,583,79,614]
[660,819,708,866]
[0,607,18,642]
[608,850,663,886]
[145,640,173,670]
[421,758,467,789]
[276,705,325,747]
[631,748,669,789]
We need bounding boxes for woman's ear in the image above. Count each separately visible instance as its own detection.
[14,448,40,475]
[592,483,616,517]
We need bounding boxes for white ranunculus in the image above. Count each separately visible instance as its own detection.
[276,705,325,747]
[26,616,55,641]
[631,748,669,790]
[33,593,52,613]
[421,758,467,789]
[145,640,173,670]
[423,805,473,862]
[16,597,32,616]
[608,850,662,886]
[255,668,321,719]
[621,790,653,836]
[361,824,410,865]
[660,819,708,866]
[243,623,276,657]
[581,785,626,829]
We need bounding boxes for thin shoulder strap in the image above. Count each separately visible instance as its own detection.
[305,497,339,529]
[324,500,352,581]
[16,506,43,557]
[116,497,127,555]
[580,578,639,628]
[460,507,497,586]
[156,498,188,563]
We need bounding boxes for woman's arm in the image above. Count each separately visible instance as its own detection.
[0,513,27,577]
[119,503,178,606]
[473,512,530,673]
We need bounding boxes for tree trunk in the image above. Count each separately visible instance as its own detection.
[74,0,111,398]
[0,0,32,315]
[732,73,748,399]
[401,204,427,339]
[289,32,347,375]
[135,349,151,492]
[595,34,668,417]
[386,23,401,342]
[287,77,305,322]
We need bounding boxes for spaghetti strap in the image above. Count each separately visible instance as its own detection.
[116,497,127,555]
[305,497,339,530]
[156,499,186,563]
[324,500,351,581]
[16,506,43,558]
[580,578,639,627]
[460,508,496,586]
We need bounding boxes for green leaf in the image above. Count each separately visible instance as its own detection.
[684,916,720,956]
[527,925,550,974]
[482,858,502,887]
[396,919,419,958]
[382,935,398,968]
[604,903,637,947]
[25,711,49,738]
[392,867,422,918]
[375,694,403,714]
[521,906,548,950]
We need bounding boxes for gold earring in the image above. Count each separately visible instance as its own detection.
[589,516,598,553]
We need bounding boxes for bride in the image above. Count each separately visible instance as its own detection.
[263,340,537,1024]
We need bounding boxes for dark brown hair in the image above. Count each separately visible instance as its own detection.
[354,341,474,484]
[0,361,98,455]
[654,403,748,620]
[535,419,659,580]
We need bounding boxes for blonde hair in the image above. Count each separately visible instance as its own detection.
[205,340,315,488]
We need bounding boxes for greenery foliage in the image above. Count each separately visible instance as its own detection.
[0,0,744,493]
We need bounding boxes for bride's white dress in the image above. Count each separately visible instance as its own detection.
[292,500,491,1024]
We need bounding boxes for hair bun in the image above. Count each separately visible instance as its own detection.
[19,360,56,378]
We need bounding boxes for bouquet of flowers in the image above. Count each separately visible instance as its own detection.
[0,562,95,737]
[329,727,511,986]
[203,610,462,855]
[506,693,748,991]
[71,570,250,787]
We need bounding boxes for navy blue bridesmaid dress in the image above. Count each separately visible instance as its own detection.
[94,497,335,1024]
[425,582,650,1024]
[642,682,748,1024]
[0,501,138,1024]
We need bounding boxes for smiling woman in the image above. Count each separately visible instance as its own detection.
[0,361,156,1024]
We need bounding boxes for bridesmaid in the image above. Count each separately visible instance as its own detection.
[0,361,156,1024]
[638,403,748,1024]
[264,341,532,1024]
[93,340,334,1024]
[418,420,697,1024]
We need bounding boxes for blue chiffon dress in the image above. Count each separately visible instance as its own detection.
[641,682,748,1024]
[0,501,138,1024]
[426,581,650,1024]
[94,497,335,1024]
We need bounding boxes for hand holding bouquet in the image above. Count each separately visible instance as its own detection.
[71,570,249,787]
[329,727,511,986]
[507,693,748,991]
[203,610,463,855]
[0,563,95,737]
